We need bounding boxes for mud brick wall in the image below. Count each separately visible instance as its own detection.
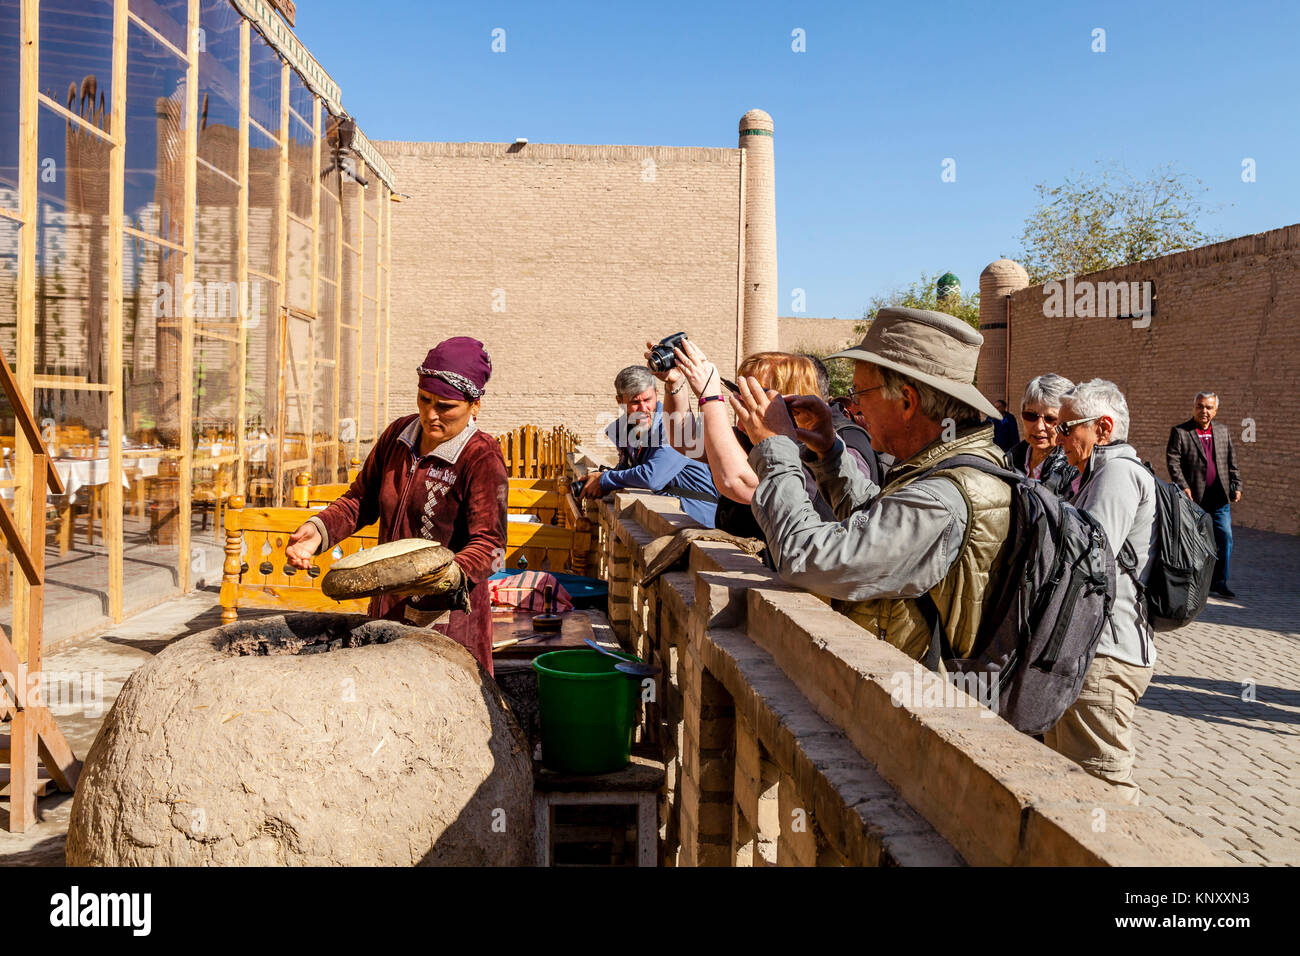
[375,141,743,448]
[1005,224,1300,535]
[777,315,862,355]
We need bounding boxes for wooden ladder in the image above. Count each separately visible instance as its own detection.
[0,347,81,832]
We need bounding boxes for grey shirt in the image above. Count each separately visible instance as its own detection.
[1069,441,1157,668]
[748,435,967,602]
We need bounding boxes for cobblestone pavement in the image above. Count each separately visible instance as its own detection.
[1134,527,1300,865]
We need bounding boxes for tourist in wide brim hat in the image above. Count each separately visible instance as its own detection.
[729,306,1014,664]
[286,336,507,675]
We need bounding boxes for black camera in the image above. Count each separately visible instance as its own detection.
[646,332,688,373]
[571,470,606,500]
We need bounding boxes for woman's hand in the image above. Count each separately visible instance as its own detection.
[732,376,797,445]
[671,338,719,398]
[785,395,836,456]
[285,521,321,569]
[643,340,685,390]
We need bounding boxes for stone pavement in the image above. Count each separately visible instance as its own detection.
[1133,527,1300,865]
[2,530,1297,866]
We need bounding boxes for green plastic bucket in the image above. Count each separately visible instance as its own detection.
[532,648,642,774]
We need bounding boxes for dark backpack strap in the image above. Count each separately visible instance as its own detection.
[1091,456,1151,586]
[917,591,955,672]
[663,483,719,505]
[835,422,881,486]
[907,453,1013,671]
[1116,538,1138,577]
[911,453,1022,486]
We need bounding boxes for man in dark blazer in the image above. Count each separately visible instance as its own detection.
[1166,391,1243,597]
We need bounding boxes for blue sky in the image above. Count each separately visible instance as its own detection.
[295,0,1300,319]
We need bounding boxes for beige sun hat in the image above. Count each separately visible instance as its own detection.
[829,307,1001,419]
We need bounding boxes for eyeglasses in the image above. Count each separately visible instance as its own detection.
[1021,410,1059,425]
[844,385,886,403]
[1054,416,1099,437]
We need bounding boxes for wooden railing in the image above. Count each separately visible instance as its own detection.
[221,471,598,620]
[504,477,596,575]
[497,424,579,478]
[597,489,1222,867]
[0,348,81,833]
[219,496,379,624]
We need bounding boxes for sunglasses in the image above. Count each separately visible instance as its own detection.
[1054,416,1099,437]
[1021,410,1059,425]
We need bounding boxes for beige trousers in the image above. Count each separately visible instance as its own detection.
[1044,655,1154,805]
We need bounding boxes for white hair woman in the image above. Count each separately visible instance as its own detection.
[1010,373,1078,494]
[1046,378,1156,804]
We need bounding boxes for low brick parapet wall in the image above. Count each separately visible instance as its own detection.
[597,490,1220,867]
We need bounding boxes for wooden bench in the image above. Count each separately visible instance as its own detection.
[504,477,596,575]
[220,472,596,622]
[219,495,378,624]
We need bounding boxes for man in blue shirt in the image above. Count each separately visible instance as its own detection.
[580,366,718,527]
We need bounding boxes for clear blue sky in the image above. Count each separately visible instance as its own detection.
[295,0,1300,319]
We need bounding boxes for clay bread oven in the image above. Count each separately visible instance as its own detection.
[66,613,533,866]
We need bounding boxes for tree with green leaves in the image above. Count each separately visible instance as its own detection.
[791,343,855,398]
[858,271,981,335]
[1017,161,1219,284]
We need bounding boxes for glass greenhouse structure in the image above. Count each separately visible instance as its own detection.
[0,0,396,638]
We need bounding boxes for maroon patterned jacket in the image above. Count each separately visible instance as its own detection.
[310,415,508,675]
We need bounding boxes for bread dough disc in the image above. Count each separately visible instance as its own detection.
[322,538,457,600]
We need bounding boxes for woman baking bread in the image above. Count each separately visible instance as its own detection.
[285,337,508,675]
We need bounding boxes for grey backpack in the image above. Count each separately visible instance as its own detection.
[913,455,1117,735]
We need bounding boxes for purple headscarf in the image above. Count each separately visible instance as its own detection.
[417,337,492,401]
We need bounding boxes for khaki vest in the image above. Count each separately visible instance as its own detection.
[834,426,1012,661]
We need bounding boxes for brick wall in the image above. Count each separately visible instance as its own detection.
[1006,224,1300,536]
[374,141,743,447]
[777,316,862,354]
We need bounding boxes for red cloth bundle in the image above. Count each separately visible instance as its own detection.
[489,571,574,613]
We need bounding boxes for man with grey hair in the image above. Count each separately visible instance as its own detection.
[580,365,718,527]
[1050,378,1155,803]
[1166,391,1241,597]
[731,307,1012,665]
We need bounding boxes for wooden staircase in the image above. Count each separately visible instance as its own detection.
[0,347,81,832]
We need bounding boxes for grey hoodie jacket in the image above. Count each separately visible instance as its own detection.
[1070,441,1158,669]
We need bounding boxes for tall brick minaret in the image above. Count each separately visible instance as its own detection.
[739,109,778,356]
[977,258,1030,407]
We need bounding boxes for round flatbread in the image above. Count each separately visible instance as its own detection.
[322,538,458,601]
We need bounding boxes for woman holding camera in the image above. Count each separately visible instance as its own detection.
[646,338,835,544]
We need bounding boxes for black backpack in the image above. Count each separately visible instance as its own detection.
[1112,459,1216,631]
[912,455,1116,736]
[829,407,885,486]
